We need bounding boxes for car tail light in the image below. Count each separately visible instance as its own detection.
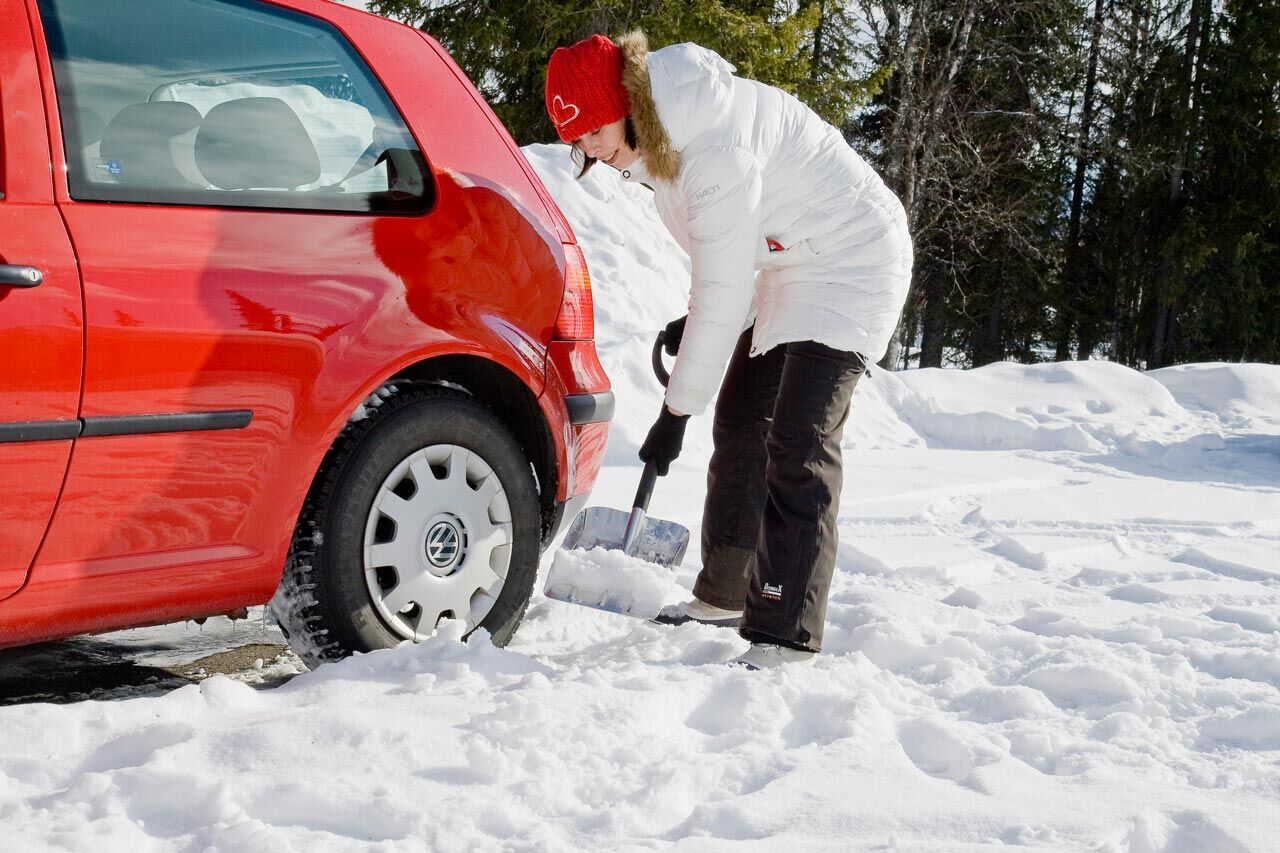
[553,243,595,341]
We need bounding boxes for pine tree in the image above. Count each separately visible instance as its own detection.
[1179,0,1280,362]
[1053,0,1105,361]
[947,0,1079,367]
[857,0,1078,368]
[797,1,889,132]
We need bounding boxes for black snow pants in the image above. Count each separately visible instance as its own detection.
[692,328,865,652]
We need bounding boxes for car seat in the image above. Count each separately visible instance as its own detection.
[194,97,321,191]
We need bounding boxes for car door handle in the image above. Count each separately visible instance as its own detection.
[0,265,44,287]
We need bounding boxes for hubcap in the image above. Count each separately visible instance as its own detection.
[363,444,513,639]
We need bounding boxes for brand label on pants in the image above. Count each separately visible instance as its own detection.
[762,583,783,601]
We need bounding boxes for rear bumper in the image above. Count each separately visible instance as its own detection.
[539,339,611,503]
[565,391,615,424]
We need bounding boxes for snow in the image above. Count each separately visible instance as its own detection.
[1150,363,1280,429]
[2,142,1279,851]
[544,547,676,618]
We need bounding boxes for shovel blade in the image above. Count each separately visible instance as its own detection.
[560,506,689,568]
[545,503,689,619]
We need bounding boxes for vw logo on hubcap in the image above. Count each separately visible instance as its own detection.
[424,520,462,568]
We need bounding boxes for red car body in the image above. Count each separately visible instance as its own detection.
[0,0,610,648]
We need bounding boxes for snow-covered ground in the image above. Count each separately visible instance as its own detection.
[3,145,1279,851]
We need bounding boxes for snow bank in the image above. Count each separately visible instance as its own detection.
[523,144,690,348]
[1150,362,1280,428]
[891,360,1188,452]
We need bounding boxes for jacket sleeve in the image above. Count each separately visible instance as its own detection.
[664,147,762,416]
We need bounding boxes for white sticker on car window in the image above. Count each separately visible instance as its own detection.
[93,159,124,183]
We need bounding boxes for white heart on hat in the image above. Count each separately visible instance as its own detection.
[552,95,581,128]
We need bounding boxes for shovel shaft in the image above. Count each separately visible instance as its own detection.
[633,461,658,513]
[621,506,646,555]
[622,462,658,556]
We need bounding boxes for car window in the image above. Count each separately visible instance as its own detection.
[36,0,433,214]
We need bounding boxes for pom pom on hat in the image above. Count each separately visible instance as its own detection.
[545,35,631,142]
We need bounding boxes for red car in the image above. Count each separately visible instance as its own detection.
[0,0,611,664]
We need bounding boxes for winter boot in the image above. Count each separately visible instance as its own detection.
[654,597,743,627]
[731,642,816,670]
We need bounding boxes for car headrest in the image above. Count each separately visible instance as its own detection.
[99,102,201,188]
[195,97,321,191]
[76,107,106,147]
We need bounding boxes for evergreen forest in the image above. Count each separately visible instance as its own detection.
[370,0,1280,369]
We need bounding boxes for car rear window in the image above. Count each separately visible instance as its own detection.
[37,0,433,214]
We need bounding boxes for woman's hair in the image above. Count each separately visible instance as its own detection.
[571,116,639,180]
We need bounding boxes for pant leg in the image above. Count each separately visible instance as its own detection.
[693,328,786,610]
[741,341,865,651]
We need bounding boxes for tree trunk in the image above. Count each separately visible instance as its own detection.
[880,316,905,370]
[974,272,1004,366]
[1057,0,1106,361]
[1147,0,1207,368]
[919,271,947,367]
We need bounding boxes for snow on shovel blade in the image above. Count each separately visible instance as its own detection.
[544,505,689,619]
[544,543,679,619]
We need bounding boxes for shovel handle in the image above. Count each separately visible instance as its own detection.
[638,332,667,515]
[633,461,658,512]
[652,333,671,388]
[637,330,668,515]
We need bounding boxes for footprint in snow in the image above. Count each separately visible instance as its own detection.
[897,718,1004,792]
[780,694,858,748]
[76,722,196,775]
[684,679,788,741]
[1120,809,1250,853]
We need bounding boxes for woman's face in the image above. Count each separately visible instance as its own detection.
[573,118,637,170]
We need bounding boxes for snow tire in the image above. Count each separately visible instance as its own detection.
[271,386,540,668]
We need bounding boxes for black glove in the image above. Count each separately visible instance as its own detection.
[662,315,688,356]
[639,406,690,476]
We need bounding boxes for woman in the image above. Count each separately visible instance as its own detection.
[545,32,912,669]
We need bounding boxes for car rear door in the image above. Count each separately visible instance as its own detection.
[0,2,84,600]
[25,0,438,595]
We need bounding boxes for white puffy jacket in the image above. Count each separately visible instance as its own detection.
[616,34,913,416]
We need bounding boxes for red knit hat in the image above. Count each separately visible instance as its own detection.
[545,35,631,143]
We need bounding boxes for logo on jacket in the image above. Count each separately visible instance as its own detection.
[762,583,783,601]
[694,184,721,202]
[551,96,581,128]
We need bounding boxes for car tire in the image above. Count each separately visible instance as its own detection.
[271,385,540,668]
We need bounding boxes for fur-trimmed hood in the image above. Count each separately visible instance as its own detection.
[618,31,680,182]
[618,31,740,183]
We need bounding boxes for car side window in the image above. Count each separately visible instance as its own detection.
[36,0,433,214]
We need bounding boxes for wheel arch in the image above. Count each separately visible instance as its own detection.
[304,354,559,549]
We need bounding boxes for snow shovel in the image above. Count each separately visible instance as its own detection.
[543,333,690,617]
